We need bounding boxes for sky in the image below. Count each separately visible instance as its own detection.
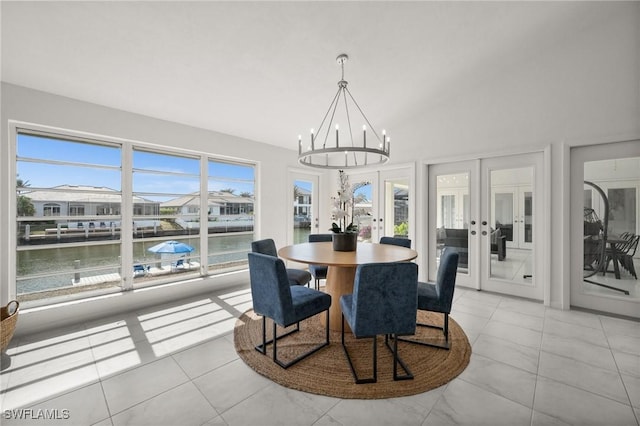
[17,134,255,201]
[16,133,373,203]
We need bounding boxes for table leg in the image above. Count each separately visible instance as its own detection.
[320,265,356,332]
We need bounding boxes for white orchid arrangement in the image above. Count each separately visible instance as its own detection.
[330,170,358,234]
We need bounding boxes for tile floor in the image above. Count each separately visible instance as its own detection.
[1,283,639,426]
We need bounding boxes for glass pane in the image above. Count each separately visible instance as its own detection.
[436,173,469,273]
[208,234,253,274]
[133,150,199,174]
[17,243,121,301]
[524,191,533,243]
[18,134,120,166]
[132,149,201,286]
[293,180,312,244]
[384,179,409,238]
[490,167,533,282]
[582,156,639,299]
[207,160,255,273]
[16,133,123,303]
[352,181,372,242]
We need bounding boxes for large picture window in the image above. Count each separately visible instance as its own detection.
[14,127,256,306]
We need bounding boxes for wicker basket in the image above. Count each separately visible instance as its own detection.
[1,300,19,352]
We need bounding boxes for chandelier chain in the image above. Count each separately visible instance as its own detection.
[316,88,341,148]
[345,88,383,144]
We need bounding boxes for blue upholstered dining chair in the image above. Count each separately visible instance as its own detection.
[340,262,418,383]
[248,252,331,369]
[398,247,459,350]
[251,238,312,286]
[379,236,412,248]
[308,233,333,289]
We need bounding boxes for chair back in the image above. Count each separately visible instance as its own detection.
[348,262,418,337]
[626,235,639,256]
[251,238,278,257]
[248,252,294,325]
[309,234,333,243]
[379,236,411,248]
[435,248,459,311]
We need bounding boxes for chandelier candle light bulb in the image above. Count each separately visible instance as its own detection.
[363,125,367,148]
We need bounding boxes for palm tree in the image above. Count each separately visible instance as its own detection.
[220,188,236,194]
[16,175,35,216]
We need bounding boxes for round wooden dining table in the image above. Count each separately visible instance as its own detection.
[278,241,418,331]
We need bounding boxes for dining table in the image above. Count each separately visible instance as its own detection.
[278,241,418,331]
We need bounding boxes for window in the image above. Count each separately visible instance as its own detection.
[43,203,61,216]
[13,126,256,306]
[69,204,85,216]
[207,160,255,273]
[16,131,122,303]
[131,149,201,286]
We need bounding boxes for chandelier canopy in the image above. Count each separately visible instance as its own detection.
[298,54,391,169]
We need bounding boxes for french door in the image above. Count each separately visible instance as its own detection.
[347,166,414,245]
[428,153,545,300]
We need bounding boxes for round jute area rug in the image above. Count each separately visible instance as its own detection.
[234,309,471,399]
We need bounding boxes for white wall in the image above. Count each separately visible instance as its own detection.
[0,82,302,333]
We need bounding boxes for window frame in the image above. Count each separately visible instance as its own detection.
[9,121,257,307]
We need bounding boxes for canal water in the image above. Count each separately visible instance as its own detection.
[17,234,252,294]
[17,229,312,295]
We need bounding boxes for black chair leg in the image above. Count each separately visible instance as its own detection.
[397,312,451,350]
[384,334,413,381]
[341,314,377,384]
[255,312,329,369]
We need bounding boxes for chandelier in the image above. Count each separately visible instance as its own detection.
[298,54,391,169]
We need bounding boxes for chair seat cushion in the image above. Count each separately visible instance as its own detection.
[289,285,331,326]
[287,268,312,286]
[417,281,450,313]
[309,264,328,279]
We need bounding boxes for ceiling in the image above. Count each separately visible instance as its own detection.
[1,1,606,152]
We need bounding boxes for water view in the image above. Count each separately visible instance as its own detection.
[17,234,252,295]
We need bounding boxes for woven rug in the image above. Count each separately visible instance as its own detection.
[234,309,471,399]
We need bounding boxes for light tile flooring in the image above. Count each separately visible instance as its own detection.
[1,284,639,426]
